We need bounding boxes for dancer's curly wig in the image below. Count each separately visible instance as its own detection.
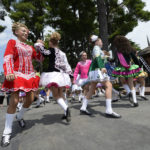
[113,35,134,54]
[50,32,61,46]
[12,22,28,36]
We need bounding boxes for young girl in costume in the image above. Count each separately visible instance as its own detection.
[34,32,72,123]
[1,22,42,147]
[112,35,142,107]
[80,35,121,118]
[73,51,92,102]
[134,52,150,100]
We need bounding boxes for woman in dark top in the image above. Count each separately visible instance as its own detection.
[34,32,72,122]
[112,35,142,107]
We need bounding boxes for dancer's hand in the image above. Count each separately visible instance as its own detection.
[103,50,110,56]
[101,68,107,73]
[6,74,15,81]
[37,39,44,45]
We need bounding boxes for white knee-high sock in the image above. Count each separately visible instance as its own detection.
[72,93,75,98]
[46,96,49,102]
[131,89,137,103]
[112,88,119,95]
[64,92,67,99]
[135,83,140,91]
[39,96,44,103]
[16,107,28,120]
[79,93,83,101]
[17,102,23,111]
[57,98,68,111]
[36,98,40,106]
[123,84,131,94]
[140,86,145,96]
[3,113,15,135]
[50,92,53,98]
[65,99,68,105]
[106,99,113,114]
[80,97,88,111]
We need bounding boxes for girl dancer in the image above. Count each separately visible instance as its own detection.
[73,51,92,101]
[135,76,148,100]
[134,52,150,100]
[80,35,121,118]
[1,22,42,147]
[34,32,72,123]
[72,74,83,102]
[112,35,142,107]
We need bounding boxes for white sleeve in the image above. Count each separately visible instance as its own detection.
[34,43,51,55]
[92,46,105,59]
[64,54,72,74]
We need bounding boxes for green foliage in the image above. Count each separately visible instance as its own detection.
[0,7,7,33]
[2,0,51,42]
[0,25,6,32]
[1,0,150,68]
[45,0,97,67]
[106,0,150,43]
[129,40,141,51]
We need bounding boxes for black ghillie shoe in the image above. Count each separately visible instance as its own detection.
[66,108,71,122]
[140,96,148,101]
[105,112,121,118]
[35,105,40,108]
[16,116,26,128]
[1,134,11,147]
[128,92,134,104]
[112,99,119,103]
[122,92,131,99]
[80,109,92,116]
[18,119,26,128]
[131,102,139,107]
[118,92,122,99]
[62,108,71,122]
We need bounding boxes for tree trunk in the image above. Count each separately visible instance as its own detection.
[97,0,108,51]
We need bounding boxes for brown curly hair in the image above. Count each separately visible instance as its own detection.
[49,32,61,46]
[113,35,134,54]
[12,22,28,36]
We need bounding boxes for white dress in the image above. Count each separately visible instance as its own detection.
[88,45,110,82]
[34,43,72,88]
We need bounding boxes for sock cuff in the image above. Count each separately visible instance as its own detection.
[106,99,111,101]
[6,113,16,117]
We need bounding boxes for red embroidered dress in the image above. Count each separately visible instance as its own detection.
[2,39,42,92]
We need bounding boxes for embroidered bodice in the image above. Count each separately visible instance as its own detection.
[73,60,91,81]
[34,43,72,75]
[3,39,42,79]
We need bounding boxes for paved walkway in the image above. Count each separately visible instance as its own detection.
[0,95,150,150]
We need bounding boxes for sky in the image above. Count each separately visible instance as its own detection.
[0,0,150,72]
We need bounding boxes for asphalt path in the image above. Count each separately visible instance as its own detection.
[0,95,150,150]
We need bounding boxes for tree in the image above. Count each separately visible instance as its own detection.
[2,0,52,43]
[97,0,109,50]
[106,0,150,42]
[45,0,97,67]
[96,0,150,51]
[0,1,6,32]
[2,0,150,67]
[2,0,97,68]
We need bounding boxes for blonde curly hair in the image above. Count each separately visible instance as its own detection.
[12,22,28,36]
[49,32,61,46]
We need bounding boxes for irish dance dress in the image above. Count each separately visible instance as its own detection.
[2,39,43,92]
[112,52,142,78]
[34,43,72,88]
[73,59,91,87]
[88,45,109,82]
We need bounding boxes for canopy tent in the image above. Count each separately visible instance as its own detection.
[138,46,150,56]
